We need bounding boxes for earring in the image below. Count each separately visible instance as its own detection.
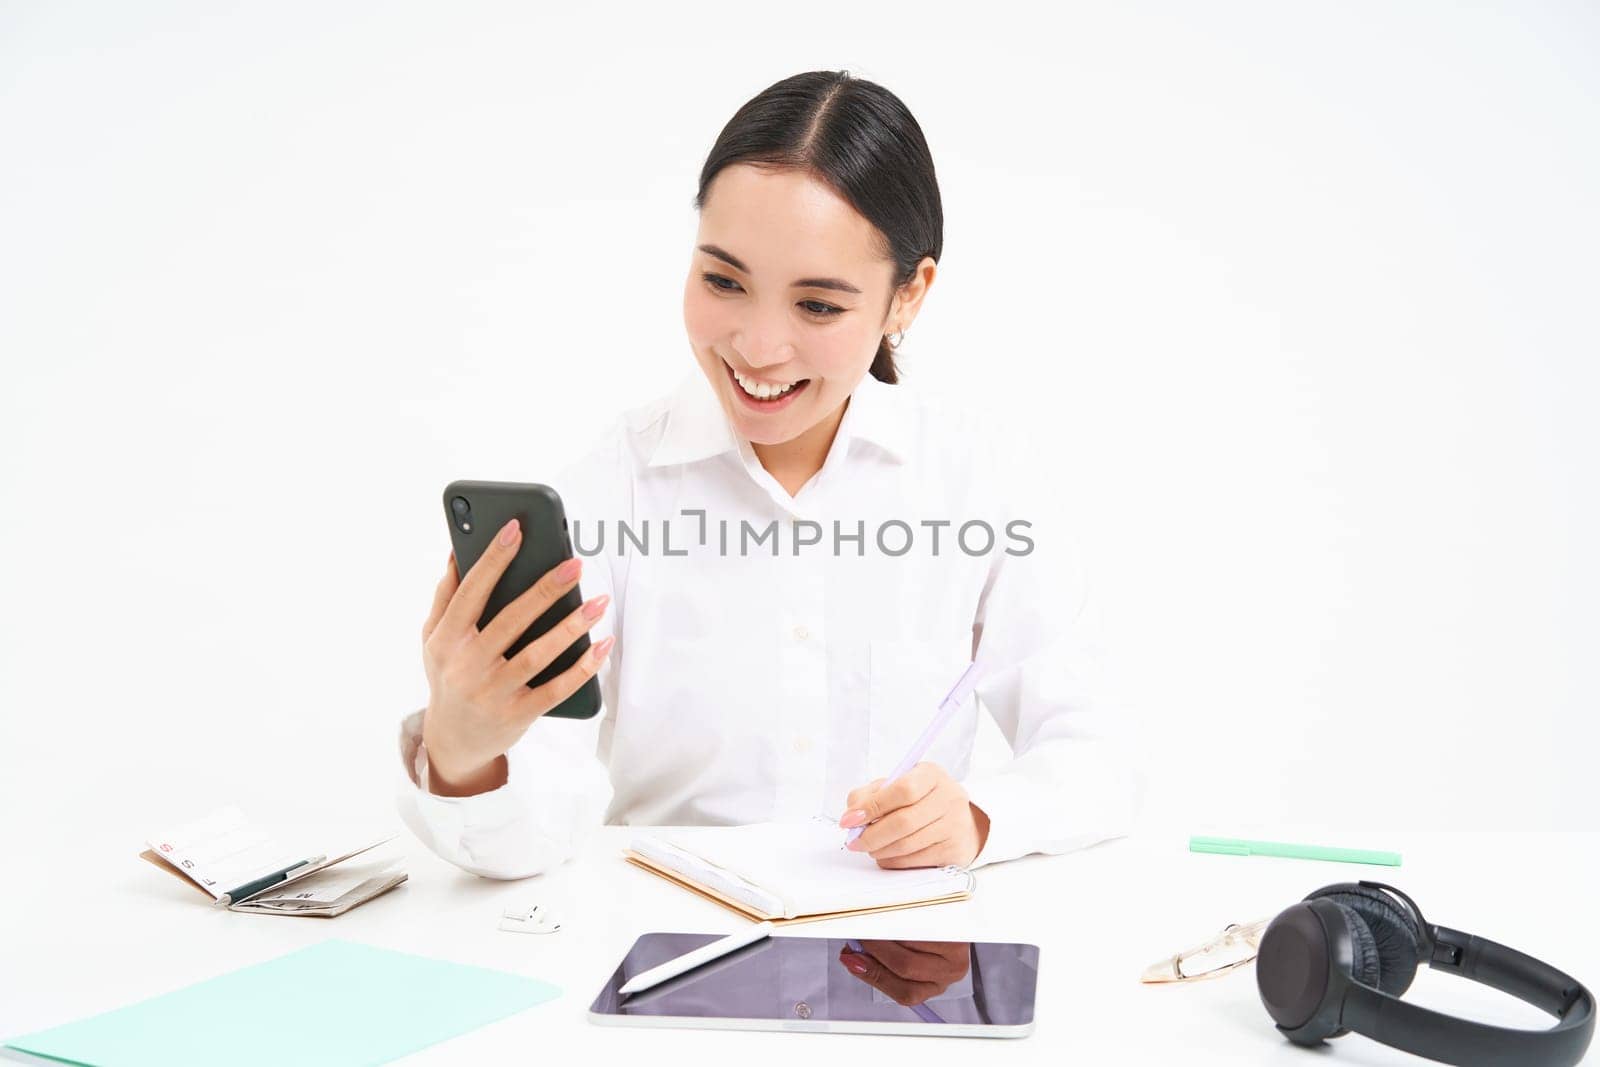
[886,327,906,350]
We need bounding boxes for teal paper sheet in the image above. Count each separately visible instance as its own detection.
[4,939,562,1067]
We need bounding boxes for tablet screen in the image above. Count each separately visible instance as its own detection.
[588,932,1039,1037]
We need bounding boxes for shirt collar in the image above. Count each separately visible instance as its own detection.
[646,367,912,468]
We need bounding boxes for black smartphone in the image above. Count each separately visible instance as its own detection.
[441,479,601,720]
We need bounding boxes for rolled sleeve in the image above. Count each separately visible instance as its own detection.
[396,707,612,879]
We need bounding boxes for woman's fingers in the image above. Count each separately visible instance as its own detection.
[858,763,940,823]
[849,800,925,853]
[875,838,956,870]
[477,554,584,660]
[913,940,974,970]
[857,940,934,979]
[433,518,523,643]
[838,949,943,1006]
[841,765,975,867]
[858,939,970,989]
[844,778,887,813]
[421,551,458,643]
[848,765,942,849]
[511,634,616,726]
[866,814,949,861]
[493,593,609,695]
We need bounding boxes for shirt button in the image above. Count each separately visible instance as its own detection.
[794,1002,812,1019]
[793,624,810,641]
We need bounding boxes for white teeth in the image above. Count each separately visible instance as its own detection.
[733,368,801,400]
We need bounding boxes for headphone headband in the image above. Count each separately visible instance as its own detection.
[1343,924,1595,1066]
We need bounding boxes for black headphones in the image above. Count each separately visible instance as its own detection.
[1256,880,1595,1066]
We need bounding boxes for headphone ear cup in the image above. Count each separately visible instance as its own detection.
[1306,884,1423,997]
[1258,902,1336,1038]
[1258,898,1388,1047]
[1331,901,1382,991]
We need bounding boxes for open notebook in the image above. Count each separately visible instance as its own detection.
[138,805,404,916]
[625,816,975,925]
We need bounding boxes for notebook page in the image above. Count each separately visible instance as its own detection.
[244,861,401,906]
[146,806,304,900]
[651,820,971,918]
[233,864,408,917]
[247,832,398,899]
[630,835,785,917]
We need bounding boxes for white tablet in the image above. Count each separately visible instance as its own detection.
[587,932,1039,1038]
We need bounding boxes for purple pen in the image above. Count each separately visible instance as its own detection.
[843,659,985,846]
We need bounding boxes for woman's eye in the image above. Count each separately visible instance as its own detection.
[702,273,842,318]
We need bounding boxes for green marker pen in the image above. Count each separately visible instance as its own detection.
[1189,836,1401,867]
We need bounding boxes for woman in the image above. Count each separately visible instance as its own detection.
[397,70,1141,879]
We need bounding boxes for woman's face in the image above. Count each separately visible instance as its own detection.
[683,163,903,448]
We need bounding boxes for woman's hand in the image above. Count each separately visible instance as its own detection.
[838,762,991,868]
[419,518,613,796]
[837,940,972,1006]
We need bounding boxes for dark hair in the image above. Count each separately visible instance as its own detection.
[692,70,943,385]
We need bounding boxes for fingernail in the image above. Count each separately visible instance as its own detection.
[557,557,582,582]
[498,518,519,546]
[840,809,868,828]
[843,955,869,975]
[583,594,610,620]
[590,636,615,664]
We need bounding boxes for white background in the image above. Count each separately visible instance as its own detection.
[2,0,1597,868]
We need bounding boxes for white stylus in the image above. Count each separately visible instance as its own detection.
[618,922,775,995]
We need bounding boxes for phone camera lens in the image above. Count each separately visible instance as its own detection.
[450,496,472,531]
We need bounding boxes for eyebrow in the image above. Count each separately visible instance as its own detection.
[697,244,863,295]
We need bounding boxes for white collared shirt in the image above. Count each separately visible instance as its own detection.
[396,368,1143,877]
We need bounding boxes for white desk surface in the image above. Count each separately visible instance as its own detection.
[3,826,1596,1065]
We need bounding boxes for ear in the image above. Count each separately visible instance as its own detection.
[889,256,938,331]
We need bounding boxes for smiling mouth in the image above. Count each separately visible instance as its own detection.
[724,359,811,403]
